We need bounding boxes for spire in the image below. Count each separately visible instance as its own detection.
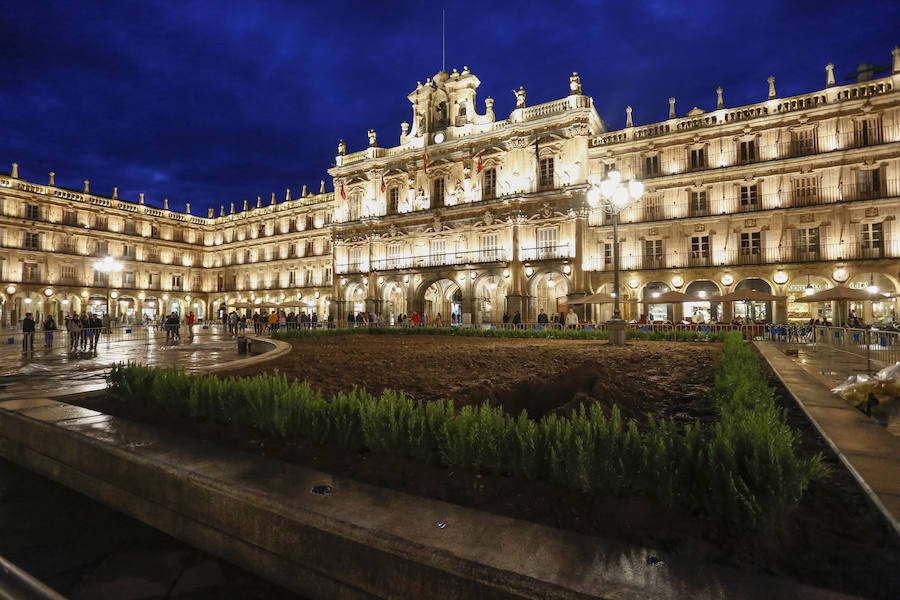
[186,202,191,214]
[139,192,144,205]
[767,75,776,99]
[208,207,214,218]
[113,186,118,199]
[230,202,235,214]
[256,195,261,209]
[300,185,306,197]
[668,97,676,119]
[716,87,724,109]
[826,63,835,87]
[164,198,169,210]
[625,106,633,127]
[320,180,325,194]
[286,188,291,202]
[49,172,55,186]
[83,180,89,193]
[271,192,276,205]
[243,199,248,211]
[220,204,225,217]
[893,46,900,74]
[10,163,17,178]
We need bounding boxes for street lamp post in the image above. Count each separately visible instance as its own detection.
[93,256,123,326]
[588,170,643,345]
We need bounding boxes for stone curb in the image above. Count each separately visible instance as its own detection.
[202,336,292,373]
[0,398,860,600]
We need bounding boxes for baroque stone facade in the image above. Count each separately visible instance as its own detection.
[2,49,900,326]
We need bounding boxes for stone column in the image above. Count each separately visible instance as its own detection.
[722,301,734,323]
[505,221,527,319]
[673,303,684,323]
[774,298,788,324]
[461,278,476,325]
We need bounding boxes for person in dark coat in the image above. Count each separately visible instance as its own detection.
[537,309,549,324]
[89,313,103,350]
[22,312,36,352]
[512,311,521,325]
[43,315,57,347]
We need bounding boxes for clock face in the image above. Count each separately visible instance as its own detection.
[434,131,445,144]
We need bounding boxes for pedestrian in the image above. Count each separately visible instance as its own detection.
[66,313,80,350]
[348,311,355,328]
[434,312,443,327]
[565,308,579,329]
[43,314,57,347]
[355,312,365,326]
[537,308,549,324]
[22,312,36,352]
[187,311,195,339]
[89,312,103,349]
[512,310,521,326]
[80,313,91,349]
[267,310,278,332]
[502,312,510,324]
[411,311,421,326]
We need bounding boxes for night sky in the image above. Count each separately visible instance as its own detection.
[2,0,898,214]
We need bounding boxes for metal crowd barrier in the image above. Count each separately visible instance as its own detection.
[809,325,900,367]
[3,325,151,351]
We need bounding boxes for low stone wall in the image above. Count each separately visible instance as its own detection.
[0,399,855,600]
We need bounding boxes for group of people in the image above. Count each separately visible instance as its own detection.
[223,309,333,335]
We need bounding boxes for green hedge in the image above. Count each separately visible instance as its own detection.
[271,326,728,342]
[107,332,823,531]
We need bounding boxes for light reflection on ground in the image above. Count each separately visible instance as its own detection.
[0,326,242,399]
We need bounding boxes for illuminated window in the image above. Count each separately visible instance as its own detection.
[792,176,819,207]
[432,178,445,207]
[689,148,706,170]
[389,187,399,214]
[690,191,708,216]
[539,157,554,189]
[25,204,40,220]
[483,168,496,199]
[739,140,756,164]
[740,185,759,211]
[643,155,659,177]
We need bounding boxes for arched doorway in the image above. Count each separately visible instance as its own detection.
[785,275,832,322]
[423,279,462,325]
[382,281,408,325]
[642,281,672,322]
[142,297,161,320]
[473,275,507,324]
[734,278,772,322]
[684,280,722,323]
[344,282,367,315]
[847,272,896,325]
[530,271,569,322]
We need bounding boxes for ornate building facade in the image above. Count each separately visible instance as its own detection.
[2,47,899,327]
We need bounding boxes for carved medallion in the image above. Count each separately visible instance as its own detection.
[865,207,878,217]
[540,202,553,218]
[744,219,757,228]
[693,224,705,232]
[483,210,494,226]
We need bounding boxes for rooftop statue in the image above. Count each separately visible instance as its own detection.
[570,72,582,95]
[514,86,526,109]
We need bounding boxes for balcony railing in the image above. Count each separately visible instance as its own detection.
[367,248,512,272]
[588,180,900,227]
[633,125,899,180]
[520,244,572,261]
[586,241,897,272]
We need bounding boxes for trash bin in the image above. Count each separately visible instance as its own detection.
[237,336,248,354]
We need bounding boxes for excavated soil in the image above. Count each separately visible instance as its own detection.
[229,336,720,425]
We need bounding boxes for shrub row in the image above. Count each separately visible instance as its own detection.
[271,325,728,342]
[106,332,823,531]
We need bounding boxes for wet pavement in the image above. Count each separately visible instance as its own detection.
[0,457,303,600]
[758,342,900,534]
[0,326,243,400]
[786,343,899,436]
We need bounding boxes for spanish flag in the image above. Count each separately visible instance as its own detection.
[340,182,346,200]
[477,150,483,174]
[424,151,428,174]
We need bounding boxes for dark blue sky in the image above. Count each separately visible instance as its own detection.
[2,0,898,213]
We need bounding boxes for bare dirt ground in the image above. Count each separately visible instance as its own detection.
[72,335,900,598]
[230,336,720,424]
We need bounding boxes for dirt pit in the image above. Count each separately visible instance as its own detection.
[230,336,720,424]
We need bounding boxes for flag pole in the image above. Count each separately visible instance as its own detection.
[442,9,445,72]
